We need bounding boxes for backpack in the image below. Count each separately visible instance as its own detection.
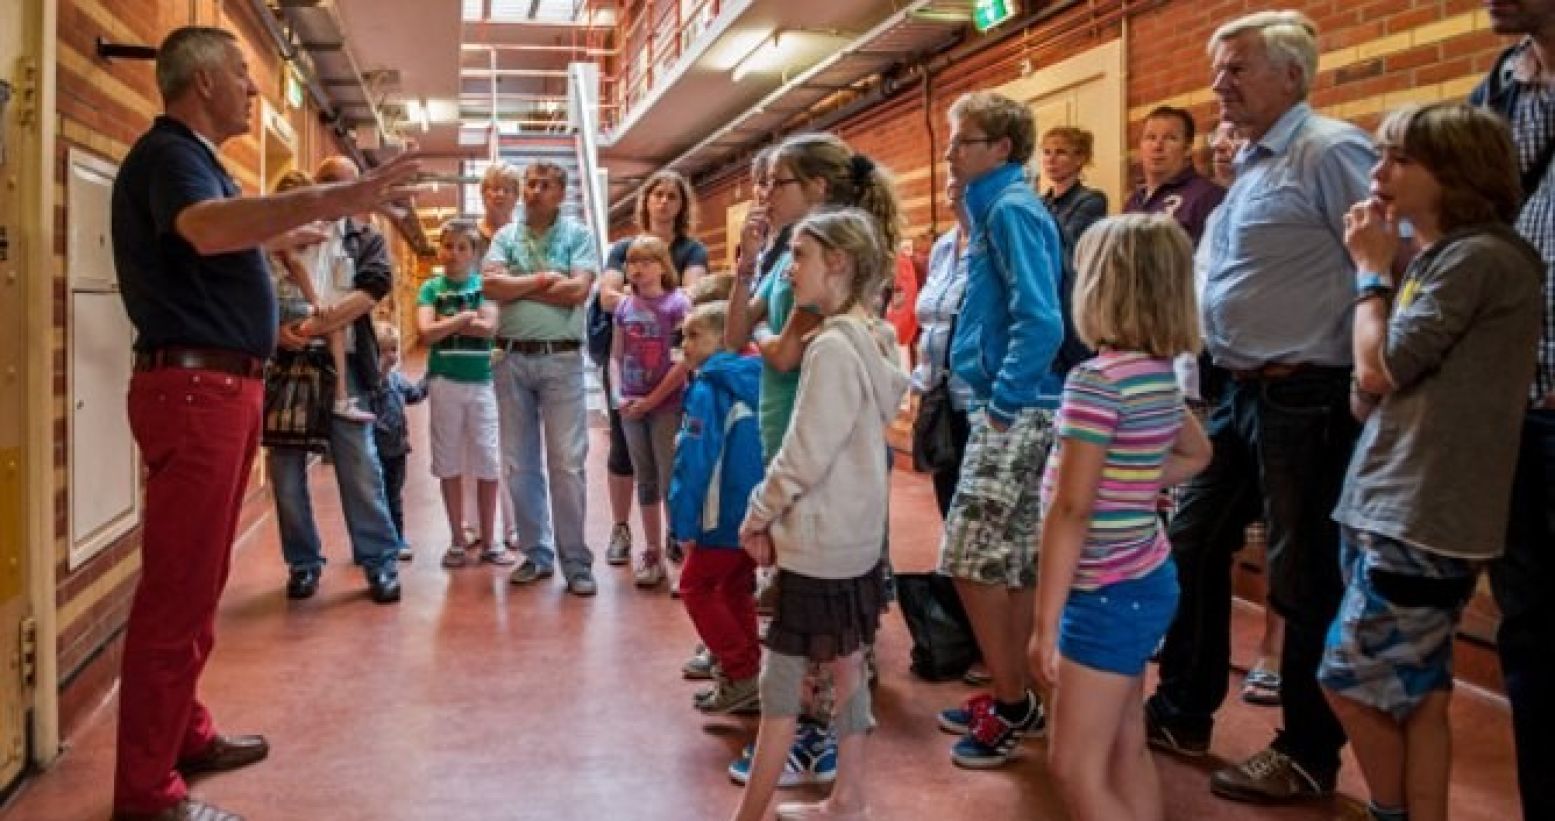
[585,289,613,368]
[586,237,633,368]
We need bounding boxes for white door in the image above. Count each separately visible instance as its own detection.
[994,39,1127,212]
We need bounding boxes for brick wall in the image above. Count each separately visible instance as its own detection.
[683,1,1511,250]
[50,0,345,735]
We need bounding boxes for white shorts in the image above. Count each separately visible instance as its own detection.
[428,377,500,481]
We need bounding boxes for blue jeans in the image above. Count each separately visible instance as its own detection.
[268,373,400,578]
[1147,367,1356,775]
[1492,409,1555,821]
[494,349,591,575]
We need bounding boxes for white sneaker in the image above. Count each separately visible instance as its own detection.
[332,397,376,423]
[605,523,632,565]
[633,552,665,587]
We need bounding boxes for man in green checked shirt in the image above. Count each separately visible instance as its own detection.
[482,161,603,596]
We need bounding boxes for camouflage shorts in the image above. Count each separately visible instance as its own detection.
[938,408,1054,588]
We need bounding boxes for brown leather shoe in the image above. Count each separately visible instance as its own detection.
[175,734,269,776]
[112,797,243,820]
[1209,747,1334,803]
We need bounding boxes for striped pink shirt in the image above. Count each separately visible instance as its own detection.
[1041,351,1184,590]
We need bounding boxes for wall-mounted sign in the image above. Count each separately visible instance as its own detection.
[284,66,305,110]
[973,0,1018,32]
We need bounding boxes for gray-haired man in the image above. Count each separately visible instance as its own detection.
[1142,9,1375,804]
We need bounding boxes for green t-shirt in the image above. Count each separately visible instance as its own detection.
[755,251,798,462]
[418,274,493,383]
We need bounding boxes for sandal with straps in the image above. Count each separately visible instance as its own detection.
[1241,668,1282,706]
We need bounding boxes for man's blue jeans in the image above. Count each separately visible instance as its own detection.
[1492,409,1555,821]
[1147,367,1356,776]
[494,349,592,576]
[268,406,401,579]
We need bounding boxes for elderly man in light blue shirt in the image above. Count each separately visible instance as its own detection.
[1143,9,1375,806]
[482,161,602,596]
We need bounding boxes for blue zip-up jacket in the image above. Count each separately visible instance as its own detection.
[951,162,1066,424]
[668,351,764,549]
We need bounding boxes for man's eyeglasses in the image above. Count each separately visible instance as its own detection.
[949,136,998,151]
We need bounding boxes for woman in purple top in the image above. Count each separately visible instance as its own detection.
[610,235,693,588]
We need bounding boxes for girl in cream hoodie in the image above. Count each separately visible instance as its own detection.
[732,208,909,821]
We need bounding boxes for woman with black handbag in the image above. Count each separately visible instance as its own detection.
[912,174,974,516]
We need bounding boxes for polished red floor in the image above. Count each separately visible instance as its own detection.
[2,419,1520,820]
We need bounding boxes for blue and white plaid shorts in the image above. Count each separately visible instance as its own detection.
[1319,527,1481,720]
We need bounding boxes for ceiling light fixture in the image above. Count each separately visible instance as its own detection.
[731,30,786,83]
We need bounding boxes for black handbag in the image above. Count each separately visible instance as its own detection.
[261,345,336,452]
[912,291,962,473]
[912,381,958,473]
[896,572,980,681]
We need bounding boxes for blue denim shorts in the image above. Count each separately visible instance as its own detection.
[1059,559,1179,676]
[1319,528,1480,720]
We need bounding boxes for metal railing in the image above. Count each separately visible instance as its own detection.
[568,62,611,261]
[572,0,725,132]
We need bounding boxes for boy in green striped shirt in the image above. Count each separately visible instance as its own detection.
[417,219,507,568]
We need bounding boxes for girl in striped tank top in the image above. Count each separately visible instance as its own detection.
[1029,214,1212,821]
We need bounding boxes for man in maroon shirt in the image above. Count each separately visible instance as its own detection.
[1124,106,1226,244]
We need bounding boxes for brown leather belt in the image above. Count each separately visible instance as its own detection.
[496,337,581,355]
[133,347,266,379]
[1228,362,1315,382]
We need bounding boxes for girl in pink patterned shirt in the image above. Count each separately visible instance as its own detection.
[1029,214,1212,821]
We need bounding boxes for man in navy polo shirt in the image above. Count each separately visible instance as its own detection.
[1124,105,1226,245]
[111,26,417,821]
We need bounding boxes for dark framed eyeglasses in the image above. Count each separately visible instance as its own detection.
[768,177,802,189]
[949,136,998,150]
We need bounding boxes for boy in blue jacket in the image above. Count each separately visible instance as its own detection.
[670,301,765,715]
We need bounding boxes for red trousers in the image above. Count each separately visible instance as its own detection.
[114,368,262,813]
[678,545,760,680]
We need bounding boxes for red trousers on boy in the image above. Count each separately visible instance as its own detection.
[678,545,760,680]
[114,368,262,814]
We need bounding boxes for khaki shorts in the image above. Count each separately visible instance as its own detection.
[428,377,501,481]
[938,408,1054,588]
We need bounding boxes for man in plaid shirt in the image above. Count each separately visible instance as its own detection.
[1473,3,1555,819]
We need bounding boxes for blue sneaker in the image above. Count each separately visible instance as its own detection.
[950,695,1043,769]
[939,691,1045,738]
[727,723,837,788]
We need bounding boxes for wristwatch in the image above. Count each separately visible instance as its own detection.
[1355,271,1393,305]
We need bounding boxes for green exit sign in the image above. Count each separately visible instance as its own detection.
[973,0,1018,31]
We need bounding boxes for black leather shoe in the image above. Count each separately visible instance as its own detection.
[285,568,320,600]
[367,572,401,604]
[176,734,269,776]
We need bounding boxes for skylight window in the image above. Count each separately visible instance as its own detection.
[465,0,584,22]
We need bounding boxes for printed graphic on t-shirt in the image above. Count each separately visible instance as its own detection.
[435,288,482,317]
[616,292,690,400]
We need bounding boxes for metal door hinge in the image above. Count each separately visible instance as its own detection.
[19,617,36,689]
[14,57,39,128]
